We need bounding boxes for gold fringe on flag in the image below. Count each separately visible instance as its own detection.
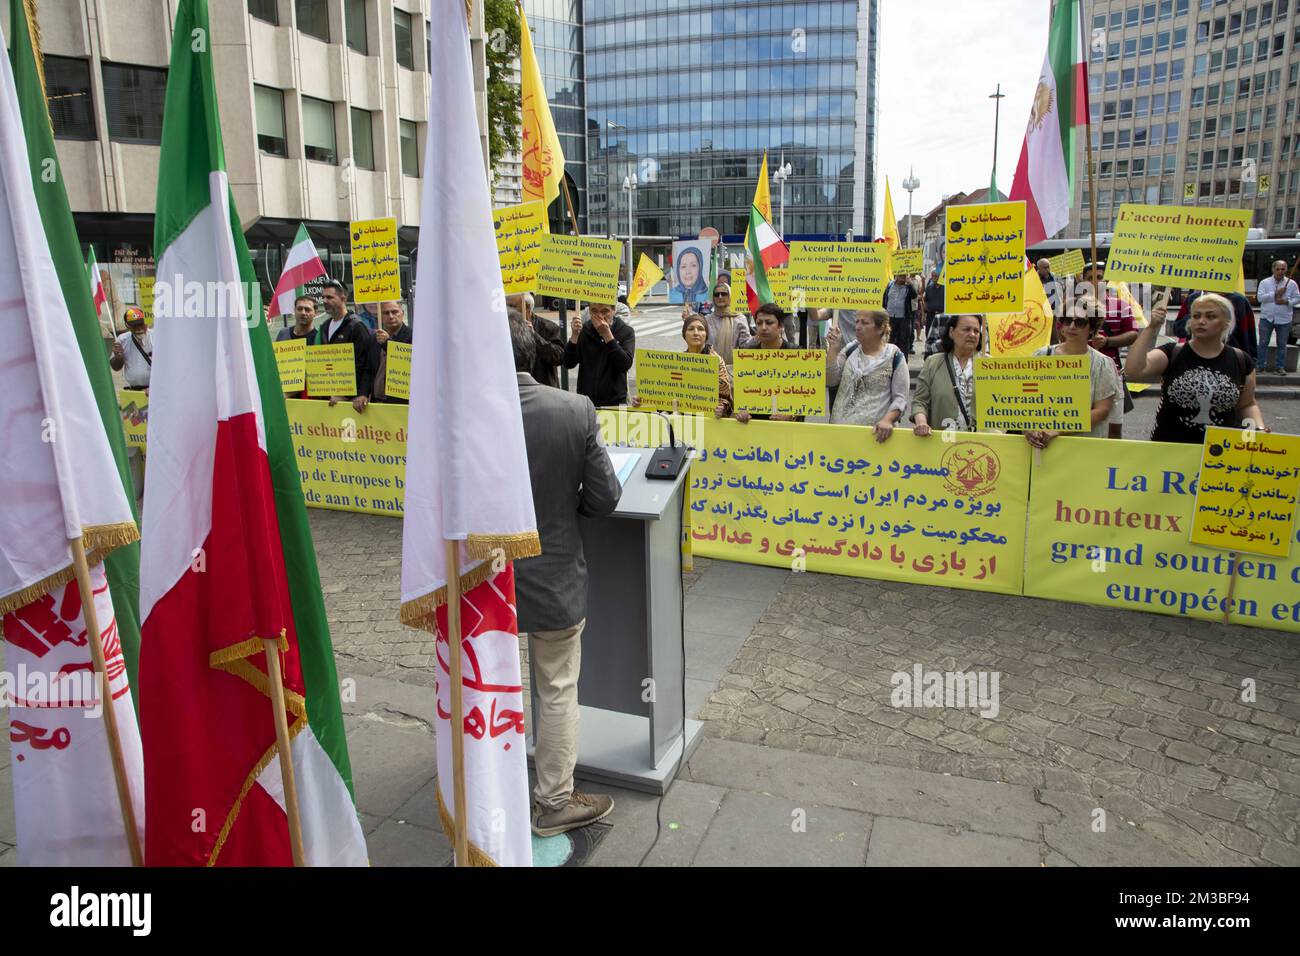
[0,521,140,616]
[22,0,47,95]
[437,786,498,866]
[399,532,541,630]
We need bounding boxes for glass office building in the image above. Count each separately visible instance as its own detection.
[583,0,879,241]
[529,0,590,231]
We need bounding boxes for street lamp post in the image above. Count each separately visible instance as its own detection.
[606,120,624,238]
[772,153,793,235]
[902,168,920,249]
[622,172,637,288]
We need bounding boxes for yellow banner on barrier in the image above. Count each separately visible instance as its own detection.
[890,248,923,276]
[289,399,408,515]
[537,234,622,304]
[117,390,148,449]
[634,348,719,413]
[494,200,546,293]
[1025,436,1300,632]
[1104,204,1251,293]
[944,201,1026,313]
[384,341,413,401]
[788,241,890,310]
[273,337,306,392]
[733,348,826,417]
[1047,249,1086,278]
[306,343,357,396]
[974,355,1093,433]
[1190,427,1300,558]
[350,216,401,303]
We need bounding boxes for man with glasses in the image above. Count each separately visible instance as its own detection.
[700,282,750,367]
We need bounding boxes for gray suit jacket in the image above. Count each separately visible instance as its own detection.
[514,372,621,632]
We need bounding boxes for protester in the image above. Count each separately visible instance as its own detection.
[372,300,413,404]
[1024,303,1119,446]
[317,279,379,412]
[1078,262,1136,438]
[825,309,908,441]
[735,303,800,423]
[356,301,380,331]
[922,269,946,357]
[912,314,983,435]
[1035,258,1062,315]
[685,314,733,417]
[507,291,564,387]
[693,282,749,367]
[1254,260,1298,374]
[1126,293,1264,443]
[509,312,622,837]
[1171,288,1258,364]
[109,307,152,390]
[564,301,635,407]
[276,295,318,342]
[883,273,918,356]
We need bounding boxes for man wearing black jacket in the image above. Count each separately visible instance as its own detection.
[317,280,380,411]
[564,301,635,407]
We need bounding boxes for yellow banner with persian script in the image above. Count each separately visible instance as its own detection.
[1190,427,1300,558]
[350,216,401,303]
[733,348,826,416]
[1047,249,1085,278]
[890,248,923,275]
[495,200,546,293]
[944,201,1026,313]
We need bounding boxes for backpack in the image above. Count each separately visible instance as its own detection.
[828,343,904,410]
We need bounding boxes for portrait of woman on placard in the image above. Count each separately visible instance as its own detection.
[669,242,711,305]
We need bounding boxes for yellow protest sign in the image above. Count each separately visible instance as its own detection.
[273,337,306,392]
[537,234,622,304]
[766,267,791,311]
[116,390,148,449]
[1025,436,1300,633]
[384,341,413,401]
[890,248,923,276]
[987,268,1053,357]
[288,399,408,515]
[628,253,664,309]
[974,355,1093,433]
[306,343,357,396]
[494,201,545,293]
[1104,204,1251,293]
[1190,427,1300,558]
[138,276,155,327]
[944,201,1026,313]
[634,349,719,413]
[1047,249,1085,278]
[1184,182,1196,200]
[788,242,890,310]
[350,216,401,303]
[733,348,826,417]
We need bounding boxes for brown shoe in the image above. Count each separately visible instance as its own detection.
[530,791,614,837]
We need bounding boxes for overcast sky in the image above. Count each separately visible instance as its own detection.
[873,0,1054,235]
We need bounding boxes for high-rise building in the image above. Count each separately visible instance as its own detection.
[1071,0,1300,241]
[525,0,588,231]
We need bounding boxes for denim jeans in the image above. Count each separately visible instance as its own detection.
[1256,318,1291,371]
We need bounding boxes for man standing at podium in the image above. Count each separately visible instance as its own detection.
[509,310,623,837]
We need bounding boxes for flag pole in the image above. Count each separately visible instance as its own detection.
[68,536,143,867]
[444,539,470,866]
[1078,0,1099,277]
[262,637,306,866]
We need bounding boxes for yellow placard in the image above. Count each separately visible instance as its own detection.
[537,234,623,304]
[494,201,546,293]
[384,340,413,401]
[116,390,148,449]
[974,355,1093,433]
[288,400,408,515]
[731,268,748,307]
[765,267,791,312]
[890,248,923,276]
[733,348,826,417]
[1190,427,1300,558]
[273,337,306,392]
[627,253,664,309]
[788,242,890,310]
[137,275,155,327]
[1104,204,1251,293]
[1025,436,1300,633]
[634,349,719,413]
[1047,249,1086,278]
[987,267,1053,357]
[350,216,401,303]
[306,343,358,396]
[944,201,1026,313]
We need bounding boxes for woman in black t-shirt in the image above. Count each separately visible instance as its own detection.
[1125,292,1265,444]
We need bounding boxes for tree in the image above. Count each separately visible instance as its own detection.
[484,0,520,183]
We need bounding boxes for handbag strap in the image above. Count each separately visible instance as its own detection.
[943,353,975,430]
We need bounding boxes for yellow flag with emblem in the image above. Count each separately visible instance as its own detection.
[627,253,664,310]
[752,152,772,223]
[987,266,1051,356]
[882,177,899,251]
[520,6,565,220]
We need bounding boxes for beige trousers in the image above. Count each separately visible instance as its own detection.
[528,619,585,811]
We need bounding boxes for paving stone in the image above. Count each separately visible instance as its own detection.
[367,819,452,867]
[865,817,1040,867]
[1037,791,1198,867]
[589,781,727,867]
[691,790,870,866]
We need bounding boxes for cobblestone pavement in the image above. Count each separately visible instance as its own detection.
[695,567,1300,867]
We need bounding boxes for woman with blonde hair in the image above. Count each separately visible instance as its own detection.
[1126,292,1265,443]
[825,309,909,442]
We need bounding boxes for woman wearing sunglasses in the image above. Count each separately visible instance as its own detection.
[1024,297,1120,448]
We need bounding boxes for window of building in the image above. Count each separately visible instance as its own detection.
[1206,84,1220,105]
[1127,6,1141,27]
[1136,96,1149,118]
[43,56,95,141]
[1229,12,1242,35]
[1194,52,1207,74]
[1155,62,1169,82]
[296,0,329,42]
[1204,116,1217,135]
[400,119,419,176]
[1292,62,1300,87]
[1187,150,1199,171]
[1116,159,1130,176]
[1189,118,1202,138]
[1160,183,1173,204]
[345,0,368,54]
[350,107,374,169]
[1105,100,1118,120]
[1169,90,1182,111]
[1225,47,1238,69]
[1210,50,1223,72]
[1173,26,1187,49]
[1191,86,1205,106]
[1100,160,1114,176]
[1157,29,1171,52]
[1143,2,1157,23]
[1273,32,1286,56]
[1106,70,1119,91]
[1240,75,1251,97]
[1103,130,1116,149]
[1246,7,1258,30]
[254,84,287,156]
[1093,101,1104,122]
[1167,121,1180,144]
[1140,34,1155,55]
[248,0,278,24]
[1159,0,1174,19]
[301,95,336,163]
[1136,127,1149,147]
[394,9,414,69]
[1119,97,1133,119]
[1118,129,1131,148]
[1139,65,1153,85]
[1172,60,1185,81]
[1122,68,1136,88]
[1133,158,1147,175]
[1250,107,1263,130]
[1197,20,1210,41]
[102,62,167,144]
[1213,17,1226,39]
[1269,68,1281,91]
[1108,41,1120,61]
[1124,37,1137,57]
[1110,11,1122,30]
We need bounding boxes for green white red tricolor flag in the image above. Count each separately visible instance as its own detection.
[400,0,540,868]
[0,13,144,865]
[139,0,365,866]
[744,203,789,314]
[268,222,326,319]
[1008,0,1086,247]
[87,245,109,331]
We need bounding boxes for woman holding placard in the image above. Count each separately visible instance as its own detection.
[825,309,909,442]
[1126,293,1265,444]
[912,314,983,436]
[1023,298,1119,447]
[683,314,732,417]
